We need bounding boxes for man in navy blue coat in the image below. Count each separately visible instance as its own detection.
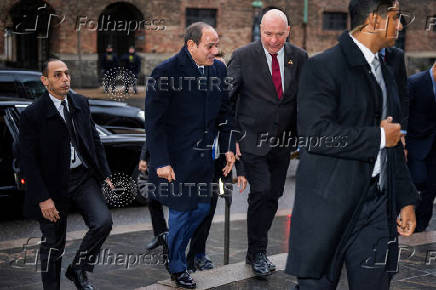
[406,61,436,232]
[145,22,235,288]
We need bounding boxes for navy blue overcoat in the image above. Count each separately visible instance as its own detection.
[145,46,234,211]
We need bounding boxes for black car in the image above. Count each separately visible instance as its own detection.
[0,100,146,207]
[0,69,145,129]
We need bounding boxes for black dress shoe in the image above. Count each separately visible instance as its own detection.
[266,257,276,271]
[246,252,271,277]
[65,265,95,290]
[146,236,159,251]
[171,271,197,289]
[146,231,168,251]
[194,255,214,271]
[158,232,169,271]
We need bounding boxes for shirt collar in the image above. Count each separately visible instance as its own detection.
[48,93,67,111]
[349,33,378,66]
[263,46,284,57]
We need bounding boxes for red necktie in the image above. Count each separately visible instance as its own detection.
[270,53,283,100]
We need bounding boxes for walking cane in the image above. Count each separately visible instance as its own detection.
[219,175,233,265]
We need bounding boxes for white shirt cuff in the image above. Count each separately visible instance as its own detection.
[380,128,386,149]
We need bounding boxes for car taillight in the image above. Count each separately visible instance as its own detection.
[21,179,25,184]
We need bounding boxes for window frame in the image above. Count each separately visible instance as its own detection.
[185,8,218,28]
[322,11,348,31]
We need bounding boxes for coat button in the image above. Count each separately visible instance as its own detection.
[200,153,205,157]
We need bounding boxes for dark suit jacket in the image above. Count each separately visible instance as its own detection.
[406,69,436,182]
[286,32,418,279]
[383,47,409,130]
[145,46,235,211]
[227,41,308,156]
[19,92,111,219]
[407,70,436,139]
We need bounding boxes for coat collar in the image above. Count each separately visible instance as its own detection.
[338,31,370,68]
[42,91,80,119]
[339,31,400,119]
[176,46,205,77]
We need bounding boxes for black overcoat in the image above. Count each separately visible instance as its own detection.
[285,32,418,279]
[19,92,111,219]
[145,47,234,211]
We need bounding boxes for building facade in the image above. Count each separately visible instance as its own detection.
[0,0,435,87]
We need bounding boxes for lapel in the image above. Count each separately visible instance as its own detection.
[206,63,216,100]
[283,43,296,98]
[42,92,62,120]
[66,92,88,147]
[422,71,436,102]
[339,31,383,121]
[255,41,278,100]
[380,59,396,118]
[67,92,81,116]
[177,46,203,78]
[41,92,70,142]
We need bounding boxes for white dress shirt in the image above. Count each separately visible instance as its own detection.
[349,34,386,177]
[263,46,285,93]
[48,93,82,168]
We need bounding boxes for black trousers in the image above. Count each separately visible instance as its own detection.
[297,185,394,290]
[148,198,168,236]
[242,147,291,258]
[39,167,112,290]
[412,141,436,232]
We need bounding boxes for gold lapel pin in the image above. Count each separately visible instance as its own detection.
[288,59,293,65]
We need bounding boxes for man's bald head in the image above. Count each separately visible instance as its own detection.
[260,9,290,54]
[261,9,289,27]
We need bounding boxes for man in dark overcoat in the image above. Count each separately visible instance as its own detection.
[145,22,235,288]
[286,1,417,289]
[19,59,113,290]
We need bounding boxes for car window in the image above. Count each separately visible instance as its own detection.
[0,73,18,97]
[15,73,46,99]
